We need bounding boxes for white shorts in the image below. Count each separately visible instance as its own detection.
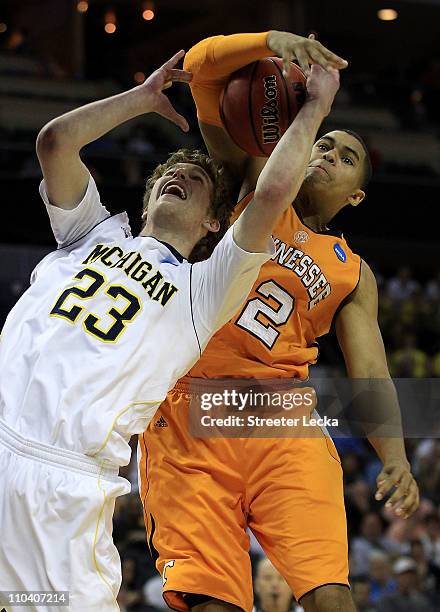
[0,419,130,612]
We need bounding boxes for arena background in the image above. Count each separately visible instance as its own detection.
[0,1,439,610]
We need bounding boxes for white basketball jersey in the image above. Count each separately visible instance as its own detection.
[0,175,271,466]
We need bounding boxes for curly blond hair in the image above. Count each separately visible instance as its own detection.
[141,149,234,263]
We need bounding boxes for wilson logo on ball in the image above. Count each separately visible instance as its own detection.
[220,57,307,157]
[261,75,280,145]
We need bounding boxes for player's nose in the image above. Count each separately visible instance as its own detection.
[172,168,187,181]
[323,149,337,164]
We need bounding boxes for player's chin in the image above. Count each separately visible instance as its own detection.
[154,199,188,219]
[304,171,328,186]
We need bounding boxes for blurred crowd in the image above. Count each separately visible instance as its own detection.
[347,56,440,138]
[377,267,440,378]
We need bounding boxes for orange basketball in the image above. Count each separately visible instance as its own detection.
[220,57,307,157]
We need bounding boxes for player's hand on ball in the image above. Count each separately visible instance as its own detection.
[375,461,420,519]
[305,64,340,117]
[267,30,348,77]
[141,50,192,132]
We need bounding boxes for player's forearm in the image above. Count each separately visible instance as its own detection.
[37,86,148,153]
[347,374,409,466]
[255,100,324,213]
[184,32,271,82]
[184,33,272,128]
[233,101,324,252]
[369,436,409,467]
[367,378,408,465]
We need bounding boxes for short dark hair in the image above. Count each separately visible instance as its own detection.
[339,129,373,189]
[142,149,234,262]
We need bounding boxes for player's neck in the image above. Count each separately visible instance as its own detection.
[294,192,336,232]
[139,224,193,259]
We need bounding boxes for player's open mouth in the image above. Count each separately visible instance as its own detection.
[160,181,187,200]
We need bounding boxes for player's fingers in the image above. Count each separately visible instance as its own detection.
[375,474,396,500]
[317,41,348,69]
[282,51,294,77]
[162,81,172,90]
[294,47,311,76]
[159,98,189,132]
[328,66,341,84]
[399,486,420,519]
[162,49,185,70]
[384,474,412,508]
[308,45,331,70]
[326,53,348,69]
[169,68,192,83]
[376,464,408,499]
[390,484,419,518]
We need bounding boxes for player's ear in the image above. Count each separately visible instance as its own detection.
[203,218,220,233]
[346,189,365,207]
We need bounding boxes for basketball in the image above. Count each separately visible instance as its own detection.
[220,57,307,157]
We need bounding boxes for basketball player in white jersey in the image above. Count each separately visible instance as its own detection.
[0,50,340,610]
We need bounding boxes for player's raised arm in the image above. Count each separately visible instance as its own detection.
[36,50,191,210]
[184,31,347,184]
[233,64,340,253]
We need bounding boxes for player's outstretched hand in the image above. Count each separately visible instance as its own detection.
[141,50,192,132]
[375,460,420,519]
[267,30,348,77]
[305,64,340,117]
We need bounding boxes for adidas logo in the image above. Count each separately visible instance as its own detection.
[155,415,168,428]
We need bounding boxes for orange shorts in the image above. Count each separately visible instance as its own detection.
[139,382,348,612]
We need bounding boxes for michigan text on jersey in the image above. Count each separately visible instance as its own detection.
[83,243,179,306]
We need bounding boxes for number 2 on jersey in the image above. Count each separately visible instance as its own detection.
[50,267,141,343]
[235,280,294,349]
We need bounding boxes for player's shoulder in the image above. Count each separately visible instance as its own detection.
[344,259,378,310]
[357,259,378,296]
[360,259,375,281]
[52,212,131,253]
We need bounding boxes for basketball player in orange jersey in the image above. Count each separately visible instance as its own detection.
[139,32,419,612]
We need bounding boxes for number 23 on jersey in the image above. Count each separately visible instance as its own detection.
[50,267,141,343]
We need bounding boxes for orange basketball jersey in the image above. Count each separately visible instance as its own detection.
[189,194,361,380]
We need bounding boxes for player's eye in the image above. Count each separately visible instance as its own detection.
[191,174,203,182]
[343,157,354,165]
[317,143,328,151]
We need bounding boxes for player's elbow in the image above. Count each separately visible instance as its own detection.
[348,360,391,379]
[253,184,290,212]
[36,122,68,157]
[183,37,214,78]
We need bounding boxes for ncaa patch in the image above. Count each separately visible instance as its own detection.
[294,230,309,244]
[333,243,346,263]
